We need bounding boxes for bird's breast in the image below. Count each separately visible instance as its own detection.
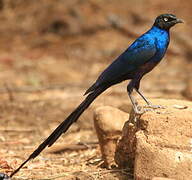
[153,35,169,62]
[138,61,159,75]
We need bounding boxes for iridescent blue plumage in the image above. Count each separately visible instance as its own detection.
[9,14,183,178]
[90,25,170,88]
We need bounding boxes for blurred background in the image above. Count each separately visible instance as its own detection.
[0,0,191,179]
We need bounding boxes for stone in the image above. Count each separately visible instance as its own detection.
[94,106,129,168]
[115,99,192,180]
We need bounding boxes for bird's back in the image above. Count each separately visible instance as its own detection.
[85,25,170,95]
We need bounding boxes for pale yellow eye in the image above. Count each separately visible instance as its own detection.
[164,17,168,22]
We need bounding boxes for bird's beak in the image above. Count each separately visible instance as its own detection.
[176,18,184,23]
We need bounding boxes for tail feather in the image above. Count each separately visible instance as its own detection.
[84,82,97,95]
[31,86,107,158]
[10,85,107,177]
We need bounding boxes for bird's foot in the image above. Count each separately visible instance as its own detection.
[134,105,152,115]
[144,104,165,109]
[134,108,145,115]
[131,105,154,124]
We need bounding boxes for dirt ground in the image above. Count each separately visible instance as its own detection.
[0,0,191,179]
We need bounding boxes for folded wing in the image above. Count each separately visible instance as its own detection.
[85,37,157,95]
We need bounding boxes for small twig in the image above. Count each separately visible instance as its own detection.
[0,83,87,94]
[46,142,98,153]
[4,83,14,102]
[107,14,139,38]
[0,128,35,133]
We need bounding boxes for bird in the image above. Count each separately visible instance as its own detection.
[9,13,183,178]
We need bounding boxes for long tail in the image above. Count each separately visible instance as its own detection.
[10,85,108,177]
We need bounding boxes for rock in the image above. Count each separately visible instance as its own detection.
[115,99,192,180]
[114,110,137,170]
[94,106,129,168]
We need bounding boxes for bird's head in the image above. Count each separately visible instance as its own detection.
[154,14,183,30]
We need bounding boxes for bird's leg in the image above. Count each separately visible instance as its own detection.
[128,92,144,115]
[135,88,151,105]
[135,89,164,109]
[127,81,144,115]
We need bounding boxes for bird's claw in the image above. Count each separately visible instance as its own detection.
[134,105,157,115]
[134,105,145,115]
[144,104,165,109]
[134,109,145,115]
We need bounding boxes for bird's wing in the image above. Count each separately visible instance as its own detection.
[95,37,157,86]
[84,37,157,95]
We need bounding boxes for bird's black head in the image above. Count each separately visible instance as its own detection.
[154,14,183,30]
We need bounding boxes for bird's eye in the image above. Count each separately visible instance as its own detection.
[164,17,168,22]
